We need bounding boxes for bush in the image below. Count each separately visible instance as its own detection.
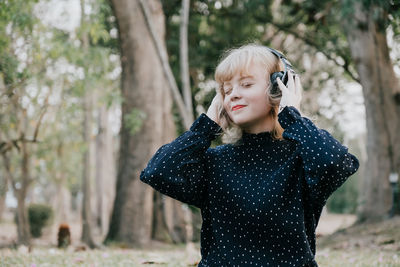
[326,171,359,214]
[28,203,53,238]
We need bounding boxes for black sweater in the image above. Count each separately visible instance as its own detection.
[140,106,360,267]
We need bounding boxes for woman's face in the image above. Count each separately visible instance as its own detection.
[222,62,274,133]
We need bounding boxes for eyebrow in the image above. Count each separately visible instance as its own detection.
[223,75,255,86]
[239,75,255,81]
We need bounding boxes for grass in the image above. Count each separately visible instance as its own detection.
[0,246,200,267]
[314,215,400,267]
[315,248,400,266]
[1,244,400,266]
[1,216,400,266]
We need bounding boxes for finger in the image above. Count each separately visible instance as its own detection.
[287,72,295,93]
[276,77,289,94]
[294,75,303,96]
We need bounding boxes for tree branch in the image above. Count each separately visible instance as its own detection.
[270,21,360,83]
[180,0,193,118]
[138,0,193,129]
[1,153,18,193]
[32,89,50,142]
[0,138,41,154]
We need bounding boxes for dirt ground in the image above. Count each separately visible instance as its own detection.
[317,215,400,251]
[0,209,357,247]
[1,211,400,266]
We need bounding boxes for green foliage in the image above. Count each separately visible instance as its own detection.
[0,0,38,87]
[162,0,277,138]
[163,0,274,80]
[93,0,119,53]
[124,108,147,136]
[0,0,121,219]
[339,0,400,32]
[326,139,362,214]
[0,0,397,238]
[326,172,359,214]
[28,203,54,238]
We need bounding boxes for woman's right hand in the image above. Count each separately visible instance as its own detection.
[206,92,222,126]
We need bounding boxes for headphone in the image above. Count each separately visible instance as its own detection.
[266,47,296,96]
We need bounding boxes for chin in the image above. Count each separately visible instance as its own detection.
[230,115,252,127]
[235,120,253,129]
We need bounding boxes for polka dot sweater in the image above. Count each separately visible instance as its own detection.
[140,106,360,267]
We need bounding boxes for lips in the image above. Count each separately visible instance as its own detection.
[232,105,246,111]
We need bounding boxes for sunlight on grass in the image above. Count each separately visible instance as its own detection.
[316,248,400,267]
[1,246,400,266]
[0,247,200,267]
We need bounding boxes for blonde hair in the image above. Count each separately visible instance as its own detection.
[214,43,286,145]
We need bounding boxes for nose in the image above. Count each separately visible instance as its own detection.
[229,85,242,100]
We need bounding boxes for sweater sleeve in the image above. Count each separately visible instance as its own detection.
[278,106,360,205]
[139,113,222,209]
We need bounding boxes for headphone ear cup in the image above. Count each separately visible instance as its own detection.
[270,71,284,96]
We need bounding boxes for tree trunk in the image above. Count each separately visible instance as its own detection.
[51,155,72,238]
[54,180,71,224]
[106,0,189,247]
[152,192,173,242]
[81,89,96,248]
[52,143,71,225]
[341,2,400,221]
[0,175,7,221]
[1,153,30,245]
[191,207,202,242]
[95,105,116,237]
[80,0,96,248]
[163,197,189,243]
[16,194,30,245]
[180,0,192,114]
[160,87,190,244]
[16,140,31,245]
[177,0,201,243]
[137,0,193,128]
[106,0,167,246]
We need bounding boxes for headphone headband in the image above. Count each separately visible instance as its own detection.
[265,46,296,95]
[265,47,295,79]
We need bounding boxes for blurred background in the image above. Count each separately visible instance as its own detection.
[0,0,399,265]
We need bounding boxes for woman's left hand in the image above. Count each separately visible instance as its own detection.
[276,72,302,113]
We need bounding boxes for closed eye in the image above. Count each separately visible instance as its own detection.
[242,83,253,87]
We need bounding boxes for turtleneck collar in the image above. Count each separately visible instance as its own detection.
[239,130,274,146]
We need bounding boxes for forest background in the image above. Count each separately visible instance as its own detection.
[1,0,400,266]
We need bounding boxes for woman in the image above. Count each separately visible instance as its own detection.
[140,44,360,266]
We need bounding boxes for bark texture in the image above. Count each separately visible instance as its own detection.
[95,105,116,237]
[342,2,400,220]
[106,0,188,246]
